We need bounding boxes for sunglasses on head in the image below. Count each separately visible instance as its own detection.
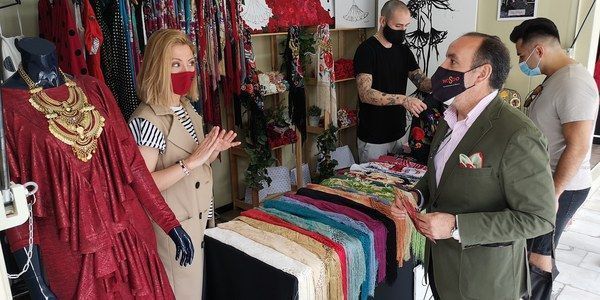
[524,84,543,108]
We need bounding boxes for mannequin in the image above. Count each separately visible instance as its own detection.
[1,37,194,299]
[3,38,63,89]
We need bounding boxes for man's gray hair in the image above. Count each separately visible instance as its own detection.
[381,0,409,19]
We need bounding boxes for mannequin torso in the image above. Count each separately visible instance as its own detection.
[1,37,64,89]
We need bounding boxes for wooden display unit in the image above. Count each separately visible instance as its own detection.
[303,28,368,172]
[225,33,303,210]
[225,27,369,210]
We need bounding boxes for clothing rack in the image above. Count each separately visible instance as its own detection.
[0,83,10,194]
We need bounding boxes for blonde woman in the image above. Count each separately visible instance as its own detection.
[129,29,239,298]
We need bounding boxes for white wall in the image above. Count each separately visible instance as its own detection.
[476,0,600,98]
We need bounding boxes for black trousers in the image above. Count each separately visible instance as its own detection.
[428,256,441,300]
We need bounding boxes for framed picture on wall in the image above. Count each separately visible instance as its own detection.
[497,0,538,21]
[335,0,376,29]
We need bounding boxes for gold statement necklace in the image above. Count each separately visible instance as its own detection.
[18,65,105,162]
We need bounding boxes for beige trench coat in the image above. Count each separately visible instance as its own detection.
[131,100,213,299]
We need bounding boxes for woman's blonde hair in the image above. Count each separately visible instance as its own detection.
[137,29,199,106]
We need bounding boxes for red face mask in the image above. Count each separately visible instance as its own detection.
[171,71,195,96]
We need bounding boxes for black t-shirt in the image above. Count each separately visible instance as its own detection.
[354,36,419,144]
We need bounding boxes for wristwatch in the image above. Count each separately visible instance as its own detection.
[450,226,460,241]
[451,215,460,241]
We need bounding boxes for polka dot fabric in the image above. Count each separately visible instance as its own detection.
[93,0,139,120]
[38,0,87,77]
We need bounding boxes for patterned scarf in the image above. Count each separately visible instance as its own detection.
[315,24,337,126]
[284,26,307,141]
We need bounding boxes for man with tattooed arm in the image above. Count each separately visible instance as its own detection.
[354,0,431,163]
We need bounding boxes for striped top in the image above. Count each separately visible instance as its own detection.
[129,106,214,220]
[129,106,199,154]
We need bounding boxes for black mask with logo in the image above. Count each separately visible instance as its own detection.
[431,65,482,102]
[382,25,406,46]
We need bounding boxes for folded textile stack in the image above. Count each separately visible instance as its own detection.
[206,188,403,300]
[258,71,290,96]
[337,108,358,128]
[205,156,428,300]
[347,161,426,189]
[321,176,396,205]
[320,155,428,262]
[334,59,354,80]
[267,123,298,148]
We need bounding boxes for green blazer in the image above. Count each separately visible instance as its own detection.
[414,97,556,300]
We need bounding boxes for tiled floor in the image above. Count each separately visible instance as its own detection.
[553,145,600,299]
[553,198,600,299]
[591,145,600,168]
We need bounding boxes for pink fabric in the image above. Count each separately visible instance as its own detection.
[434,91,498,185]
[286,193,388,283]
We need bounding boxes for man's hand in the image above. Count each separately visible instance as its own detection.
[416,212,456,240]
[391,189,419,220]
[391,199,408,220]
[403,97,427,117]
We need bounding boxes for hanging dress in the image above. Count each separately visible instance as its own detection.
[38,0,88,77]
[93,0,139,119]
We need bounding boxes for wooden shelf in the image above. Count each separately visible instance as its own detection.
[233,199,254,210]
[270,141,297,150]
[262,90,288,97]
[340,123,357,130]
[335,77,355,83]
[251,28,366,38]
[304,77,355,85]
[230,140,298,158]
[306,125,324,134]
[306,123,357,135]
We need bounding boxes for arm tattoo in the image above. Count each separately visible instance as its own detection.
[357,73,409,106]
[409,69,432,93]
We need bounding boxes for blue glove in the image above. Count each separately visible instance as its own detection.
[168,226,195,266]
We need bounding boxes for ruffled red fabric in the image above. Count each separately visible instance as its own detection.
[261,0,333,33]
[2,76,179,299]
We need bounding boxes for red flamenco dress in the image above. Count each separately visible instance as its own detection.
[2,76,179,299]
[263,0,333,33]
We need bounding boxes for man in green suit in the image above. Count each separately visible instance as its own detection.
[392,33,556,299]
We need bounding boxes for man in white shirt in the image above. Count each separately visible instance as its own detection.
[510,17,599,287]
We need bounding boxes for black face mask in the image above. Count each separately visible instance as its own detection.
[431,66,480,102]
[383,25,405,46]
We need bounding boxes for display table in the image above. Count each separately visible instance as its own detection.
[203,156,426,300]
[204,235,416,300]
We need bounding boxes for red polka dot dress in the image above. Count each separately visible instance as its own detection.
[38,0,88,77]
